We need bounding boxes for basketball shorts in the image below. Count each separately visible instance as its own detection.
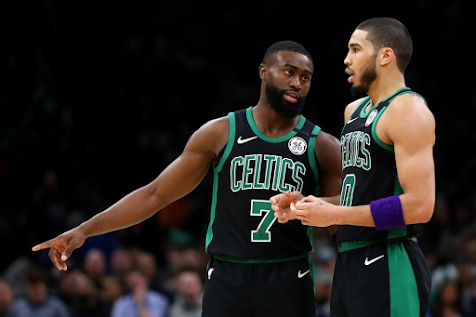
[330,239,431,317]
[202,255,317,317]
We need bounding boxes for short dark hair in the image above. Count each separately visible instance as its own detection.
[356,17,413,74]
[172,265,204,285]
[262,40,313,64]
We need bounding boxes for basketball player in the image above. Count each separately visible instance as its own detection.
[32,41,343,317]
[272,18,435,316]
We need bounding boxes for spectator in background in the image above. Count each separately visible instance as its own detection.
[99,276,123,314]
[134,250,173,303]
[169,266,203,317]
[0,279,16,317]
[111,269,169,317]
[10,266,70,317]
[430,280,463,317]
[57,269,106,317]
[83,248,107,290]
[111,248,135,288]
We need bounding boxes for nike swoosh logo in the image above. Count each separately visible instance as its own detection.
[237,136,258,144]
[297,269,310,278]
[347,117,358,124]
[364,254,385,266]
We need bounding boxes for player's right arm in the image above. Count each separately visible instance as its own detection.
[32,116,230,271]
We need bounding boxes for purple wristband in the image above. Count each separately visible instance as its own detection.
[370,195,406,231]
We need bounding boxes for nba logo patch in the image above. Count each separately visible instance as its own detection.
[288,136,307,155]
[208,268,214,280]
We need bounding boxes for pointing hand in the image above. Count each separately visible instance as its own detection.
[31,228,86,271]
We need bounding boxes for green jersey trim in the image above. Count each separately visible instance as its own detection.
[213,253,308,264]
[215,112,236,173]
[246,107,306,143]
[205,171,220,252]
[371,106,394,152]
[307,125,321,195]
[359,98,376,117]
[359,87,412,118]
[337,237,411,252]
[205,112,236,251]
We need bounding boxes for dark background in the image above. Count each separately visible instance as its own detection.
[0,0,475,314]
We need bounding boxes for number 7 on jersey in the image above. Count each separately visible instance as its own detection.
[250,199,277,242]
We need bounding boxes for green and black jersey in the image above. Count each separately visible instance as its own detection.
[205,107,321,261]
[337,87,427,243]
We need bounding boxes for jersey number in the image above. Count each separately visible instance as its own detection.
[250,200,277,242]
[340,174,356,206]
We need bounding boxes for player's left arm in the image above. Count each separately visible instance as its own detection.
[380,94,436,224]
[312,131,343,234]
[292,94,436,227]
[314,130,343,202]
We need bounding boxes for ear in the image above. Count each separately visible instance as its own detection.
[259,63,267,80]
[379,47,394,67]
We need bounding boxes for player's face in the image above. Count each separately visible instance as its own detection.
[344,30,378,98]
[263,51,313,118]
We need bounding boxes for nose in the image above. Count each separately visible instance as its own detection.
[344,52,351,66]
[290,76,302,90]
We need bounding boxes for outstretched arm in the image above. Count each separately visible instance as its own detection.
[32,117,229,270]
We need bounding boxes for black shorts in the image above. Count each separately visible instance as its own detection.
[330,239,431,317]
[202,256,317,317]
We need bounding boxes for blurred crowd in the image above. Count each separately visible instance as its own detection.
[1,0,475,316]
[0,241,207,317]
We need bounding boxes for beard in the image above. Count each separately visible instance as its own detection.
[350,55,378,98]
[266,82,306,118]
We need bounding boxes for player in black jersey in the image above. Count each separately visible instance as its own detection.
[272,18,435,317]
[32,40,343,317]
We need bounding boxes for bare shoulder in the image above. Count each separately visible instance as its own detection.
[186,115,230,157]
[198,115,229,134]
[315,130,340,149]
[382,93,435,145]
[387,93,435,126]
[314,130,341,169]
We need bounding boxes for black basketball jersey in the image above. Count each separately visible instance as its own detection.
[337,88,427,242]
[205,107,321,261]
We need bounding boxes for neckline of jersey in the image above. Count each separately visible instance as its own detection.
[360,87,412,117]
[245,107,306,143]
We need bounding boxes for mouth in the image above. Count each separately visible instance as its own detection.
[283,90,301,103]
[345,67,355,83]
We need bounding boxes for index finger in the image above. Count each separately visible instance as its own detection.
[31,240,54,251]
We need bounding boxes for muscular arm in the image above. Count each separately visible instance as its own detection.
[314,131,342,234]
[32,116,229,269]
[293,94,436,228]
[80,118,227,236]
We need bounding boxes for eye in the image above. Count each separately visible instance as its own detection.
[301,75,310,82]
[284,69,293,76]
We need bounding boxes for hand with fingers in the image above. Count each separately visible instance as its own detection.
[270,191,304,224]
[31,227,87,271]
[291,195,336,227]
